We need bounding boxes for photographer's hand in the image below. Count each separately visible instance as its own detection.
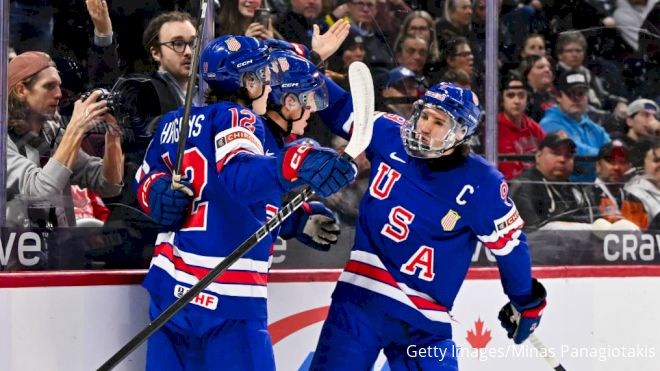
[102,114,124,185]
[85,0,113,36]
[53,90,108,170]
[312,19,350,62]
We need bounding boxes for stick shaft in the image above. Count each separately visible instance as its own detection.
[173,0,209,177]
[97,187,314,371]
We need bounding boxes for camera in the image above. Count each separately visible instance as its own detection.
[255,8,271,28]
[80,77,165,140]
[80,88,118,115]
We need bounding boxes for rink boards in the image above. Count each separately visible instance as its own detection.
[0,267,659,371]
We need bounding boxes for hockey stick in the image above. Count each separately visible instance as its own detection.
[509,308,568,370]
[171,0,209,195]
[96,61,374,371]
[529,333,567,371]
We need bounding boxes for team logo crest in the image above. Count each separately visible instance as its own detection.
[278,57,290,72]
[441,209,461,231]
[225,37,241,51]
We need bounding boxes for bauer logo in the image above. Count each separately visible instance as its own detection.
[174,285,218,310]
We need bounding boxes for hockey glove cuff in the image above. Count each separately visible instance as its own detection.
[498,278,547,344]
[141,174,193,229]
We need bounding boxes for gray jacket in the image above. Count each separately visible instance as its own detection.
[6,121,122,226]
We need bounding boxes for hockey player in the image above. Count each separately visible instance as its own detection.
[263,49,342,250]
[260,21,352,250]
[310,81,547,370]
[133,36,356,370]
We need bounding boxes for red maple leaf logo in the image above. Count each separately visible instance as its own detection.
[466,317,492,349]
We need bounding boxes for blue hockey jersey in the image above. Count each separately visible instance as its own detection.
[318,77,533,336]
[135,101,291,327]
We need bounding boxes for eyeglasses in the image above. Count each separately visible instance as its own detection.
[562,48,584,54]
[159,38,196,53]
[350,1,375,9]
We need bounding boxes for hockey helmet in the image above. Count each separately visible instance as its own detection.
[268,49,329,112]
[401,82,481,158]
[200,35,282,94]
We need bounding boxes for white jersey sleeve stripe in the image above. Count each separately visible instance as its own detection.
[214,126,264,164]
[151,255,268,298]
[155,232,269,273]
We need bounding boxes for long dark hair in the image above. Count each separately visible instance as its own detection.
[216,0,256,37]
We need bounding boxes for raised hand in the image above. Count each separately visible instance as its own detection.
[85,0,113,36]
[312,19,351,62]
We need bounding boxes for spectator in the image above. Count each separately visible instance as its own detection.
[380,66,424,117]
[498,72,546,180]
[510,132,593,229]
[519,33,547,60]
[372,0,412,36]
[216,0,278,40]
[435,0,473,45]
[142,11,200,109]
[433,36,475,91]
[400,10,441,64]
[592,140,649,229]
[554,31,628,114]
[519,54,556,122]
[615,98,660,146]
[393,35,428,78]
[342,0,394,69]
[625,137,660,229]
[6,52,124,227]
[540,69,611,181]
[275,0,328,49]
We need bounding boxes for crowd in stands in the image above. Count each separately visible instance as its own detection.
[5,0,660,233]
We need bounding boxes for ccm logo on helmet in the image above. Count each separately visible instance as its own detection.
[236,59,254,68]
[282,83,299,88]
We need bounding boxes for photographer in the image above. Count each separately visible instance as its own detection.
[6,52,124,227]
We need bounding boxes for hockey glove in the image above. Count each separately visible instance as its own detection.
[279,201,340,251]
[498,278,547,344]
[277,142,357,198]
[147,175,193,229]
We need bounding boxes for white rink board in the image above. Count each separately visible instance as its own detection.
[268,277,660,371]
[0,275,658,370]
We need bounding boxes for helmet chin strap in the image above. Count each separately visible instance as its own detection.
[267,98,306,136]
